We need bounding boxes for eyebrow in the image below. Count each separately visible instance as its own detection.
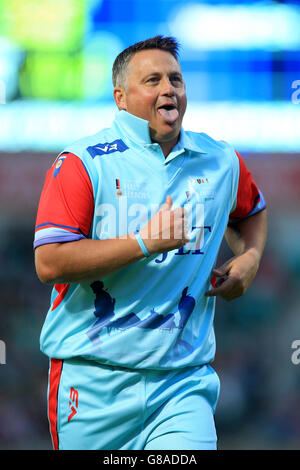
[143,71,183,80]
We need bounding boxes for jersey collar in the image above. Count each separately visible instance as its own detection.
[113,110,207,154]
[113,110,152,145]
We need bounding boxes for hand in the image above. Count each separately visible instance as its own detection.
[139,195,190,255]
[205,248,260,301]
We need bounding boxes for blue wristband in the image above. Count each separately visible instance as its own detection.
[134,230,150,257]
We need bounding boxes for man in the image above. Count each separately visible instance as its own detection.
[34,36,267,450]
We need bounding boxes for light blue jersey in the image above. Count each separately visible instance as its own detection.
[35,110,265,370]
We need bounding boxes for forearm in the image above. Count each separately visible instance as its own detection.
[225,209,267,260]
[206,209,267,301]
[35,235,145,284]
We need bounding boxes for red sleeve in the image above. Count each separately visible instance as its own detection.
[229,151,263,222]
[35,152,94,238]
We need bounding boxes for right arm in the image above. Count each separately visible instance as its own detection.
[34,151,188,284]
[35,237,144,285]
[35,195,188,284]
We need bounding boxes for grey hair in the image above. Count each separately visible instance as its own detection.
[112,35,180,89]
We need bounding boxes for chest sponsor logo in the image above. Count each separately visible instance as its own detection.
[87,139,129,158]
[115,180,150,200]
[187,176,216,201]
[125,181,150,199]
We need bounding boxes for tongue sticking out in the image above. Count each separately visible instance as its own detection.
[157,107,179,124]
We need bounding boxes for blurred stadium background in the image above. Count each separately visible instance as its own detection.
[0,0,300,450]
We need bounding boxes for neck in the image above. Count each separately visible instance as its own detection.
[152,133,180,158]
[159,140,177,158]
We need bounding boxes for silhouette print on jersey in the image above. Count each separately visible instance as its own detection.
[87,281,195,356]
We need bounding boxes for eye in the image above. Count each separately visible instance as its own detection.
[171,75,183,85]
[147,77,159,83]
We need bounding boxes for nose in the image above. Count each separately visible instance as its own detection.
[160,76,175,96]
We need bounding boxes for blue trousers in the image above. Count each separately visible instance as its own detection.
[47,357,220,450]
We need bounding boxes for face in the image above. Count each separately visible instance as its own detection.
[114,49,187,146]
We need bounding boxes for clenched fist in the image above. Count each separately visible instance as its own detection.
[138,195,190,255]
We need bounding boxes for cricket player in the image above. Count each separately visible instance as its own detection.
[34,36,267,450]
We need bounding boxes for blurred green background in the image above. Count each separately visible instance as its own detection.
[0,0,300,450]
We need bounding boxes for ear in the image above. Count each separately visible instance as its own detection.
[113,87,127,111]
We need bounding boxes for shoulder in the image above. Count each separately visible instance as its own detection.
[63,126,118,159]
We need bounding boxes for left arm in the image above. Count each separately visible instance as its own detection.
[205,208,267,301]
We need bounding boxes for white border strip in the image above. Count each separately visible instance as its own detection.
[0,101,299,152]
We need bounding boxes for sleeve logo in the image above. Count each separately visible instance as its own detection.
[53,155,67,178]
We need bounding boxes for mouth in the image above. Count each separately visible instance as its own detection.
[157,103,179,125]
